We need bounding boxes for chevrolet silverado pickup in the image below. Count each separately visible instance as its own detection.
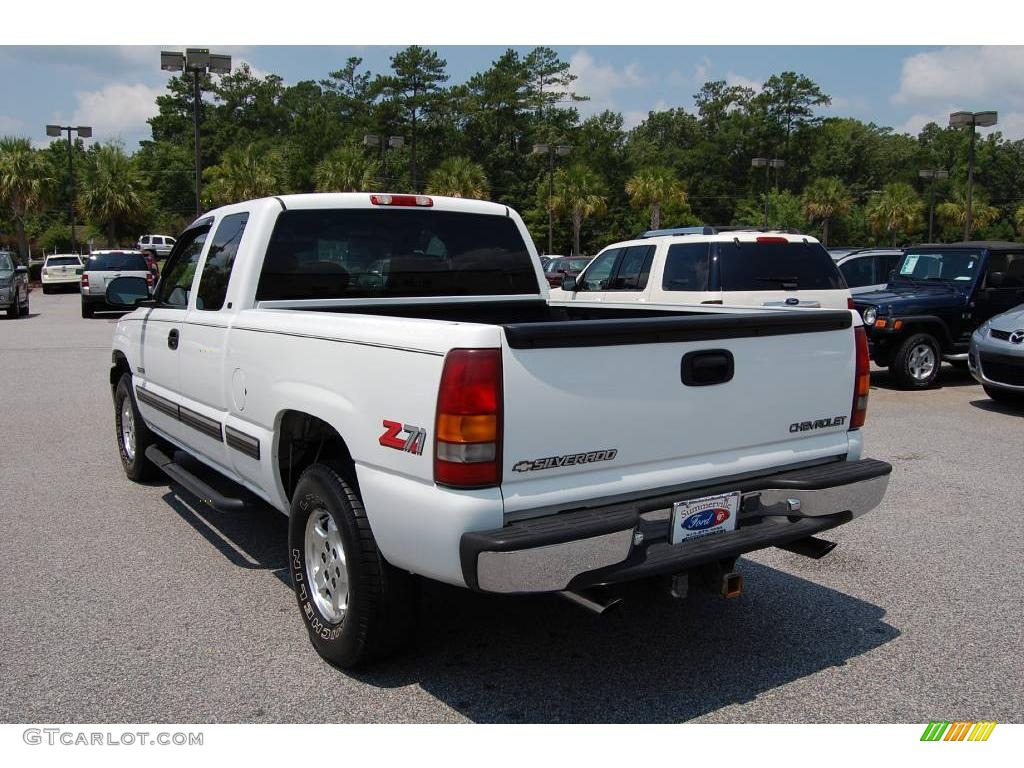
[106,193,890,667]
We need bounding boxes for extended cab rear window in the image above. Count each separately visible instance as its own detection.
[717,241,844,291]
[256,209,538,300]
[87,253,148,271]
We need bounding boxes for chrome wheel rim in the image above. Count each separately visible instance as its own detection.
[120,399,136,461]
[304,508,348,624]
[909,344,936,381]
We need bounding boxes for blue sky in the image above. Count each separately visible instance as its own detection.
[2,45,1023,151]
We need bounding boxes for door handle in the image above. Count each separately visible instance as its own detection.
[168,328,179,350]
[681,349,734,386]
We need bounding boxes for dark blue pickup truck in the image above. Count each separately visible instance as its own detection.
[853,241,1024,388]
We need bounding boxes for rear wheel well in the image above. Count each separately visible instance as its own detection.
[276,410,356,502]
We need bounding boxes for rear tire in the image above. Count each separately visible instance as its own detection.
[890,333,941,389]
[983,384,1024,407]
[21,291,28,316]
[6,293,19,318]
[113,373,160,481]
[81,300,94,319]
[288,463,418,668]
[42,285,51,295]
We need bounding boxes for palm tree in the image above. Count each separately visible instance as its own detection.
[0,137,53,260]
[866,183,924,247]
[801,177,852,247]
[314,145,379,192]
[203,144,286,206]
[549,163,607,256]
[78,143,146,247]
[426,156,490,199]
[936,187,999,238]
[625,167,687,230]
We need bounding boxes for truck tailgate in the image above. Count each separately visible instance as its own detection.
[498,310,857,516]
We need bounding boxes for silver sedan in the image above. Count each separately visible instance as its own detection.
[969,304,1024,405]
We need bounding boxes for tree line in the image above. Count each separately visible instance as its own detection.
[3,46,1024,260]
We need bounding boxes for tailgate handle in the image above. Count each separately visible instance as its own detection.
[681,350,734,386]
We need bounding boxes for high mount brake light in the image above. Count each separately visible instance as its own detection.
[370,194,433,207]
[756,236,789,244]
[434,348,502,489]
[851,326,870,429]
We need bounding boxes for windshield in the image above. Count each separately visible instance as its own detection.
[256,209,537,300]
[46,256,81,267]
[88,252,149,271]
[895,250,980,282]
[0,253,13,271]
[717,241,845,291]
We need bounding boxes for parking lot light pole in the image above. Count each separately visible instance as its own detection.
[949,110,997,240]
[918,168,949,242]
[751,158,784,229]
[362,134,405,190]
[161,49,232,217]
[45,124,92,254]
[532,143,572,255]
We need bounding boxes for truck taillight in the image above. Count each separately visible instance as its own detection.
[42,268,48,276]
[146,271,155,287]
[851,326,870,429]
[847,297,855,309]
[434,348,502,489]
[80,273,89,288]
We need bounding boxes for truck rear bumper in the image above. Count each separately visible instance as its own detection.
[461,458,891,594]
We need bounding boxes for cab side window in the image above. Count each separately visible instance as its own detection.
[577,249,620,291]
[196,213,248,311]
[986,252,1024,287]
[607,245,655,290]
[156,227,210,308]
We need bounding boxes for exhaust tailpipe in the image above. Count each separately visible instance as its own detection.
[777,536,838,560]
[721,572,744,598]
[558,589,623,615]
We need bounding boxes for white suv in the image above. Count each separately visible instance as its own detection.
[136,234,176,258]
[551,227,851,309]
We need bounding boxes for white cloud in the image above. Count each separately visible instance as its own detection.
[567,50,650,115]
[893,46,1024,107]
[70,82,164,146]
[725,72,762,93]
[622,99,670,129]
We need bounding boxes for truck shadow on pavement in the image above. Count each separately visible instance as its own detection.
[157,461,899,723]
[355,564,899,723]
[968,398,1024,417]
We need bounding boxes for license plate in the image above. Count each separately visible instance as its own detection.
[670,491,740,544]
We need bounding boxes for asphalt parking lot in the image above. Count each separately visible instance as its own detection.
[1,289,1022,724]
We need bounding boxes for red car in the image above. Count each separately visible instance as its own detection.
[544,256,591,288]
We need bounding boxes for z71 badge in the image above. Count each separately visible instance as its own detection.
[512,449,618,473]
[379,420,426,455]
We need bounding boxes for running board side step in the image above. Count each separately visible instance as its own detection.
[145,445,246,512]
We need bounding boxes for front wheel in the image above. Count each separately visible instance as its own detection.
[890,333,941,389]
[113,373,160,481]
[5,293,19,318]
[288,463,418,668]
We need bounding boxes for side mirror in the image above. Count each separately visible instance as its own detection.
[105,276,151,309]
[560,275,577,292]
[987,271,1007,289]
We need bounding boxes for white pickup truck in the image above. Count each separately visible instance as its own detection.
[106,193,891,667]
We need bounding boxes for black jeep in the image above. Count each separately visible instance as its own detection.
[854,241,1024,389]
